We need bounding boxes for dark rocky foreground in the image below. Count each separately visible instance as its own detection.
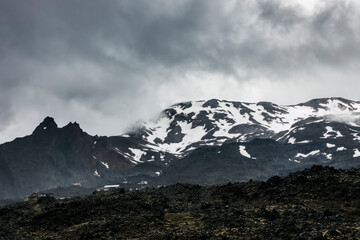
[1,165,360,240]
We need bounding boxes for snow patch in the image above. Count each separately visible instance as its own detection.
[154,122,208,155]
[239,145,256,159]
[295,150,320,158]
[326,143,335,148]
[94,170,100,177]
[353,149,360,157]
[104,185,119,188]
[128,148,146,163]
[289,158,300,163]
[100,161,109,169]
[336,131,344,138]
[148,155,155,162]
[288,137,296,144]
[336,147,347,151]
[352,133,360,141]
[322,126,343,139]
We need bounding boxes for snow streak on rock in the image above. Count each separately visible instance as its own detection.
[239,146,255,159]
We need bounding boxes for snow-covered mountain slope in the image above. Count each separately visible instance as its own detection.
[2,97,360,200]
[123,97,360,161]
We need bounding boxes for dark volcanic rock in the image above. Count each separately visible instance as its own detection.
[203,99,219,108]
[0,117,133,200]
[257,101,288,115]
[32,116,58,135]
[164,124,185,143]
[1,166,360,239]
[228,123,268,135]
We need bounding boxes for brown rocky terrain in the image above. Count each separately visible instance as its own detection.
[1,165,360,239]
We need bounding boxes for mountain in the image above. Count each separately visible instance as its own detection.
[125,97,360,184]
[129,97,360,155]
[1,97,360,200]
[0,117,134,200]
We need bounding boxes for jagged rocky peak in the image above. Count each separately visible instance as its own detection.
[32,116,58,134]
[63,121,84,133]
[32,117,85,135]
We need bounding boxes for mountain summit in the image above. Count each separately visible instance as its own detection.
[32,116,58,135]
[1,97,360,200]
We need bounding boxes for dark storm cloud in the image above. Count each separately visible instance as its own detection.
[309,3,360,66]
[0,0,359,142]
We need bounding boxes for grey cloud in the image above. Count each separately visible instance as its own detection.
[308,3,360,66]
[0,0,359,142]
[326,114,360,125]
[259,1,305,29]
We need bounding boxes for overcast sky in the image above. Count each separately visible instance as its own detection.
[0,0,360,143]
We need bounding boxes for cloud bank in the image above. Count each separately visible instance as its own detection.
[0,0,360,143]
